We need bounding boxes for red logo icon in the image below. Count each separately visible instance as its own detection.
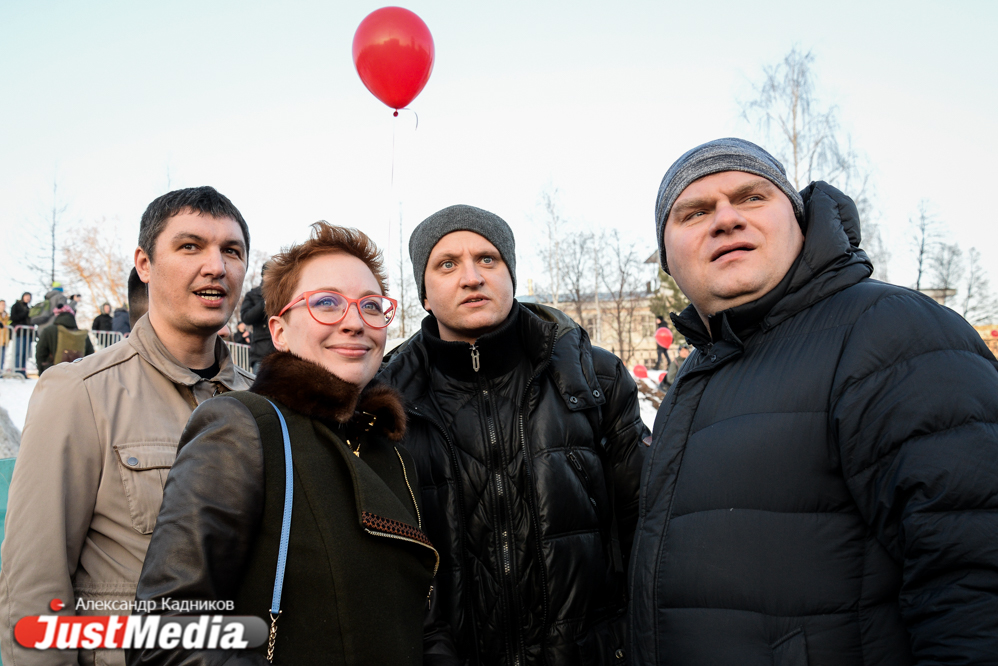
[48,599,64,612]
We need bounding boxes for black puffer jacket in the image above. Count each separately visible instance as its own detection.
[241,286,276,365]
[629,181,998,664]
[380,302,648,666]
[9,301,30,327]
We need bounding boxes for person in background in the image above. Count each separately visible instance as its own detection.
[0,300,8,371]
[112,304,131,335]
[31,282,67,327]
[653,315,670,370]
[664,343,690,389]
[35,304,94,373]
[68,294,82,312]
[235,320,252,345]
[127,266,150,330]
[241,261,276,373]
[91,302,114,331]
[131,222,435,665]
[0,186,253,666]
[9,292,31,377]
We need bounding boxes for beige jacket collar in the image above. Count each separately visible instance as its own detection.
[127,314,245,390]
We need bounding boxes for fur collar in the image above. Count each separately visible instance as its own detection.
[251,351,406,441]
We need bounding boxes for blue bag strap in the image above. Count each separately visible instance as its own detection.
[265,399,293,615]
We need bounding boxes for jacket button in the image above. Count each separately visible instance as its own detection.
[615,649,625,660]
[570,396,578,404]
[593,390,600,398]
[127,457,139,467]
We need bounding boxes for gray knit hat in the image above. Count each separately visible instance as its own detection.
[409,204,517,302]
[654,137,805,273]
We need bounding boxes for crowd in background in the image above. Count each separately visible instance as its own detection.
[1,272,273,377]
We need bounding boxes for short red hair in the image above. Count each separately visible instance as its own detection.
[263,221,388,319]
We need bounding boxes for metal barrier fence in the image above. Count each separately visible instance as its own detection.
[90,330,124,351]
[225,341,252,373]
[3,325,253,376]
[2,326,37,378]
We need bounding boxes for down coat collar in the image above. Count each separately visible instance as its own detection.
[673,180,874,350]
[381,300,607,415]
[251,350,406,441]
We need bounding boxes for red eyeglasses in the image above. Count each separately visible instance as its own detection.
[278,290,397,329]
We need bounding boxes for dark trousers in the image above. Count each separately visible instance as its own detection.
[14,333,31,376]
[655,346,670,370]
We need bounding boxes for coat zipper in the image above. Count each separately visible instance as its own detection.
[363,447,440,605]
[567,450,598,512]
[470,344,481,372]
[482,384,524,666]
[515,325,559,665]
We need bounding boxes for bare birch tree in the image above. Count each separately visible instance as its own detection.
[600,230,642,364]
[559,230,594,324]
[26,177,70,291]
[960,248,997,324]
[539,188,563,305]
[390,214,423,339]
[909,201,940,291]
[929,243,964,304]
[741,46,889,276]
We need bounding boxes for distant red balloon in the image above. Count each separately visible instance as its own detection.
[658,372,667,383]
[654,327,674,348]
[633,364,648,379]
[991,329,998,338]
[353,7,435,111]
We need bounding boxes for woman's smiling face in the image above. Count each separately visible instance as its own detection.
[269,251,387,387]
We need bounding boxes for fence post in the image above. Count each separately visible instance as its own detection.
[224,342,252,374]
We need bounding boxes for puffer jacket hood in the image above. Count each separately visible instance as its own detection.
[630,181,998,664]
[381,301,647,666]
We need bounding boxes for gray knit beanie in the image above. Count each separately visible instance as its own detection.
[655,137,805,273]
[409,204,517,302]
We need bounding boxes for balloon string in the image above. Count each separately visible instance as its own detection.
[387,112,396,279]
[396,107,419,130]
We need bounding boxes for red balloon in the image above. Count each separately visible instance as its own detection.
[353,7,435,110]
[654,327,674,348]
[991,329,998,338]
[633,364,648,379]
[658,372,667,383]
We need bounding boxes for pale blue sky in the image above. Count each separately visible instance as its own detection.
[2,0,996,305]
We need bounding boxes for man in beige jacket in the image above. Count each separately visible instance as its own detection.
[0,186,254,666]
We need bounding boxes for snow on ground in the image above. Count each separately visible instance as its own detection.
[631,375,665,432]
[0,378,37,434]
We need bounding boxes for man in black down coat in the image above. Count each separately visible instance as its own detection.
[629,138,998,664]
[380,205,648,666]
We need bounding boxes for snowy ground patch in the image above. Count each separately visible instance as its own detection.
[632,374,665,432]
[0,378,36,434]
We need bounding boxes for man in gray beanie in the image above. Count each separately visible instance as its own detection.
[380,204,648,666]
[629,138,998,663]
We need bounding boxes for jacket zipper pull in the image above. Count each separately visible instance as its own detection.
[470,344,480,372]
[567,451,598,510]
